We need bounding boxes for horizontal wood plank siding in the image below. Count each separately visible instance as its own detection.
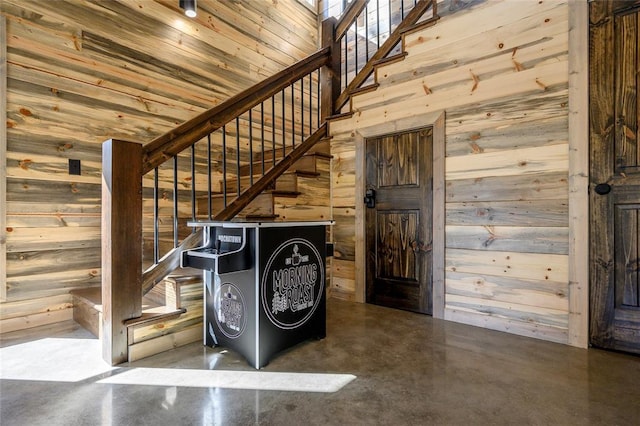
[329,0,574,344]
[0,0,318,331]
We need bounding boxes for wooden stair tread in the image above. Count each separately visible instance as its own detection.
[124,306,187,328]
[244,213,279,220]
[350,83,380,97]
[252,146,333,163]
[290,170,320,178]
[240,152,329,176]
[271,190,302,197]
[70,287,102,311]
[372,52,408,67]
[325,111,354,122]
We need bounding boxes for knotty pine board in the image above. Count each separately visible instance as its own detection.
[446,293,568,329]
[446,200,569,227]
[446,271,568,312]
[446,225,569,255]
[446,248,568,284]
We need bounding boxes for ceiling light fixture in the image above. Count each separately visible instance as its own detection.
[179,0,197,18]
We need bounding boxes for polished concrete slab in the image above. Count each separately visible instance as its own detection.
[1,299,639,425]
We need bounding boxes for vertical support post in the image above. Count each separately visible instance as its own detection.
[102,139,143,365]
[0,16,7,302]
[568,0,589,348]
[321,17,340,121]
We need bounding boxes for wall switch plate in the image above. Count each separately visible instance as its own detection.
[69,159,81,175]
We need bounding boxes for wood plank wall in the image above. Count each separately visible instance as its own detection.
[0,0,319,333]
[329,0,577,344]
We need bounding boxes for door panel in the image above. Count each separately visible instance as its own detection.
[365,129,433,314]
[590,0,640,354]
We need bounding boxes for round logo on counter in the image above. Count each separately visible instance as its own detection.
[213,282,247,339]
[261,238,324,329]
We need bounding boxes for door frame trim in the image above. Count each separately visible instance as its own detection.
[0,16,7,302]
[568,0,589,348]
[354,111,445,318]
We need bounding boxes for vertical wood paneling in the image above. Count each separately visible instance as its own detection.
[615,12,638,170]
[0,0,318,331]
[615,207,639,307]
[330,0,572,344]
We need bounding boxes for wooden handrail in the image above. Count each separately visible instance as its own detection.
[141,124,328,294]
[335,0,369,40]
[142,47,331,174]
[335,0,437,112]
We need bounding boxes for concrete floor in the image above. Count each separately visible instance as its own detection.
[1,299,639,425]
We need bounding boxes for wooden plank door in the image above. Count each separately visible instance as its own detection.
[590,0,640,354]
[365,128,433,314]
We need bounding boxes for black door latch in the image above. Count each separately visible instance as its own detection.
[364,188,376,208]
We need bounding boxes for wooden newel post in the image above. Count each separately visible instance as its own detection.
[102,139,143,365]
[321,17,341,121]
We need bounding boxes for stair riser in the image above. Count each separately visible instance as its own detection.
[219,173,298,193]
[73,295,101,339]
[239,154,318,176]
[197,192,274,217]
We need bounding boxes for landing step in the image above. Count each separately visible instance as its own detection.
[71,287,188,338]
[71,287,102,311]
[71,288,101,337]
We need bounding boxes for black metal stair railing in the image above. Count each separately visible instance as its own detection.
[144,68,321,263]
[138,0,437,291]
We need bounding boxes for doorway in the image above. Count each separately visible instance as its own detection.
[364,128,433,314]
[590,0,640,354]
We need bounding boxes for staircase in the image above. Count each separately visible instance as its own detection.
[87,0,438,365]
[201,149,332,221]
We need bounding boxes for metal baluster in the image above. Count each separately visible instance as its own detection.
[190,144,196,227]
[249,110,254,186]
[261,102,265,176]
[222,126,227,207]
[282,90,286,158]
[377,0,380,48]
[153,167,159,264]
[354,21,359,77]
[365,5,369,61]
[272,96,276,168]
[173,156,178,248]
[388,0,392,36]
[291,84,296,148]
[235,117,241,197]
[207,134,212,220]
[308,72,313,135]
[343,33,348,89]
[301,76,305,141]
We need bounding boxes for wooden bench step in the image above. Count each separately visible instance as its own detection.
[124,306,186,328]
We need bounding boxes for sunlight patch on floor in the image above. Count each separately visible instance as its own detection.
[98,368,356,393]
[0,338,117,382]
